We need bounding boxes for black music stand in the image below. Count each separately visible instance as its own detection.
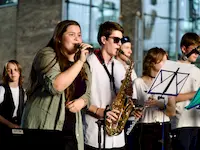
[147,60,191,150]
[148,60,191,97]
[95,105,110,150]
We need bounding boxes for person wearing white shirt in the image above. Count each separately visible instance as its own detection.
[131,47,175,150]
[0,60,25,141]
[171,32,200,150]
[84,21,128,150]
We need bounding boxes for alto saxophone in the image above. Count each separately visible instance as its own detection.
[105,60,134,136]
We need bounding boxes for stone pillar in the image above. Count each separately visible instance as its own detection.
[0,6,17,78]
[121,0,142,43]
[121,0,143,76]
[16,0,62,87]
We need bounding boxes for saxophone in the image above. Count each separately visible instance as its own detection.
[105,60,134,136]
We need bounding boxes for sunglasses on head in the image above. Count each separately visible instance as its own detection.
[108,36,122,44]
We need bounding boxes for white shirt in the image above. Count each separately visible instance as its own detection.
[171,64,200,129]
[85,53,126,148]
[0,86,19,117]
[132,78,170,123]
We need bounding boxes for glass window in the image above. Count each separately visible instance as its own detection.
[64,0,120,47]
[143,0,200,62]
[67,3,90,43]
[0,0,17,6]
[69,0,90,5]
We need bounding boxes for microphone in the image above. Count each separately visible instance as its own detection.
[75,44,94,53]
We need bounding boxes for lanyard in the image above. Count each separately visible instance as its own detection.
[94,50,117,95]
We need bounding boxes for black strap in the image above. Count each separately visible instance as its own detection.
[94,50,117,95]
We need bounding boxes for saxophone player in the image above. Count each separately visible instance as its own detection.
[84,21,129,150]
[171,32,200,150]
[130,47,176,150]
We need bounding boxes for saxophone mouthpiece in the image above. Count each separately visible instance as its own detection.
[118,49,131,65]
[75,44,94,53]
[118,49,129,58]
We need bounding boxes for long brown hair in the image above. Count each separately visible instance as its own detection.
[143,47,168,77]
[2,60,24,87]
[29,20,87,101]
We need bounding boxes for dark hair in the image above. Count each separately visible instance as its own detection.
[121,36,131,44]
[2,60,23,87]
[180,32,200,49]
[97,21,124,45]
[143,47,168,76]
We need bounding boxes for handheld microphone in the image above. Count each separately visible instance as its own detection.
[75,44,94,53]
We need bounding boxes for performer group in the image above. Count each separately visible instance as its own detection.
[0,20,200,150]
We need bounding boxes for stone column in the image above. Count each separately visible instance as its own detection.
[121,0,143,76]
[16,0,62,87]
[0,6,17,78]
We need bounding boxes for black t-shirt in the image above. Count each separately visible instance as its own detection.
[62,62,87,136]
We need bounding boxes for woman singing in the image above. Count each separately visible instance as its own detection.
[21,20,92,150]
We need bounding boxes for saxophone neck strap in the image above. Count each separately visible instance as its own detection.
[94,49,117,95]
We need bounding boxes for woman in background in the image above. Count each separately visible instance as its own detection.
[0,60,25,140]
[131,47,175,150]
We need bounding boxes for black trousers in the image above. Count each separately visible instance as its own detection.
[85,144,126,150]
[127,122,171,150]
[171,127,199,150]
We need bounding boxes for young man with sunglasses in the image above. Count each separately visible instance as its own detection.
[171,32,200,150]
[84,21,127,150]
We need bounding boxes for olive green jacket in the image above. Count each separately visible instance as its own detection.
[21,47,91,150]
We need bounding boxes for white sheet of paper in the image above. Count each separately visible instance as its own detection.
[147,60,192,96]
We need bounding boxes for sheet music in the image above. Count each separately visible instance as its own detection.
[147,60,192,96]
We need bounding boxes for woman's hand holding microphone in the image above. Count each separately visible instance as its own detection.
[77,43,93,63]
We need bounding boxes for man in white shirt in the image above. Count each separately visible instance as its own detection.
[84,21,127,150]
[171,32,200,150]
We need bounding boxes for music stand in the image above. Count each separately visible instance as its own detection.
[148,60,191,97]
[185,87,200,109]
[147,60,191,150]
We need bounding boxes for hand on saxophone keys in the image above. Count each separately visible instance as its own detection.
[105,109,120,123]
[132,107,143,119]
